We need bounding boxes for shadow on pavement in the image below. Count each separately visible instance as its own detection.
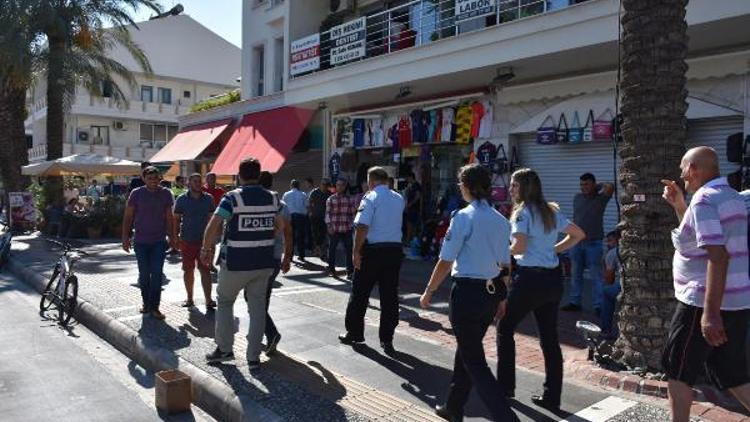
[509,398,572,421]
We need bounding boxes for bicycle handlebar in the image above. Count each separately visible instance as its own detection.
[45,238,89,256]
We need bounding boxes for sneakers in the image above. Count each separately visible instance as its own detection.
[381,341,396,357]
[151,310,166,320]
[338,333,365,345]
[266,333,282,356]
[206,347,234,363]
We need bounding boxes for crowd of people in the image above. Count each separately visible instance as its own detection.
[117,146,750,422]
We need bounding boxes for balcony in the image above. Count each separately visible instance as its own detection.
[27,142,161,164]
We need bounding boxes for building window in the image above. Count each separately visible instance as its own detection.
[90,126,110,145]
[141,85,153,102]
[158,88,172,105]
[273,38,284,93]
[183,90,191,99]
[254,45,265,97]
[139,123,153,142]
[168,125,178,140]
[102,81,113,98]
[25,135,33,149]
[140,123,179,146]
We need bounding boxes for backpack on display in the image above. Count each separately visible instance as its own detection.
[556,113,569,144]
[593,108,615,140]
[568,111,583,144]
[582,110,594,142]
[536,115,557,144]
[493,144,509,175]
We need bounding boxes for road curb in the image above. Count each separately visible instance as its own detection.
[6,256,280,422]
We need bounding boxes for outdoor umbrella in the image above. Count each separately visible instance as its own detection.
[21,153,142,177]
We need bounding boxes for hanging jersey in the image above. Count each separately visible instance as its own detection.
[398,117,412,148]
[478,100,494,139]
[477,141,498,168]
[441,108,455,142]
[410,109,426,143]
[329,152,341,183]
[352,119,366,147]
[470,102,485,138]
[370,119,384,146]
[455,104,473,144]
[428,110,438,143]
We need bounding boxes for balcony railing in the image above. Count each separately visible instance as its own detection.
[290,0,587,78]
[27,142,164,163]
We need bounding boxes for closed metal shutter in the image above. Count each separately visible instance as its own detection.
[515,116,743,235]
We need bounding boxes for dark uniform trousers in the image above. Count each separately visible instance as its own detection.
[496,267,564,406]
[290,213,308,258]
[345,244,403,342]
[446,278,519,421]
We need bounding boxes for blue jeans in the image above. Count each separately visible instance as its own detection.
[328,231,353,273]
[135,240,167,312]
[568,240,603,308]
[600,281,621,338]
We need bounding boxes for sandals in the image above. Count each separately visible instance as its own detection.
[206,300,217,309]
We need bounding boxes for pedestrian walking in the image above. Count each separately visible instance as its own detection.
[497,168,585,411]
[258,171,293,355]
[326,178,355,279]
[339,167,404,356]
[661,147,750,422]
[202,172,226,208]
[308,178,331,258]
[122,166,177,320]
[561,172,614,314]
[171,175,187,198]
[404,172,422,243]
[419,164,520,422]
[174,173,215,309]
[200,158,291,369]
[282,179,309,261]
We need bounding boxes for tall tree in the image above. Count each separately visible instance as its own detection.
[614,0,689,369]
[37,0,160,203]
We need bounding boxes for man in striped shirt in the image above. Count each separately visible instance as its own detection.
[662,147,750,422]
[326,179,355,279]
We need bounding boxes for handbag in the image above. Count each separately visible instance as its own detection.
[582,110,594,142]
[493,143,509,175]
[536,115,557,144]
[509,145,521,172]
[490,174,508,202]
[593,108,615,140]
[568,111,583,144]
[556,114,569,144]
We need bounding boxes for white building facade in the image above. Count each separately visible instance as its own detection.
[177,0,749,230]
[26,14,241,164]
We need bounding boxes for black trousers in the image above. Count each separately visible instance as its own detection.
[290,214,308,258]
[446,279,519,421]
[310,215,327,250]
[496,267,564,405]
[344,245,403,342]
[264,261,281,341]
[328,231,354,273]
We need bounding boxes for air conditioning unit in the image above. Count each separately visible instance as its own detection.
[113,121,125,130]
[330,0,355,14]
[77,130,90,143]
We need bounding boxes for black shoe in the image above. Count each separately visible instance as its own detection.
[560,303,582,312]
[247,360,261,371]
[531,395,560,412]
[346,272,354,281]
[338,333,365,345]
[266,333,281,356]
[503,389,515,399]
[206,347,234,363]
[435,404,463,421]
[381,341,396,356]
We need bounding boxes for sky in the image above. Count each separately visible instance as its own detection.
[132,0,242,47]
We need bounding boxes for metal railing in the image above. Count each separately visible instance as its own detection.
[292,0,583,78]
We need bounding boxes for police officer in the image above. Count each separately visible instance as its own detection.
[420,164,519,422]
[200,158,292,370]
[339,166,405,356]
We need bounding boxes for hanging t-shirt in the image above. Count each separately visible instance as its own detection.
[470,102,485,139]
[387,123,399,147]
[427,110,438,143]
[336,118,353,148]
[478,100,494,139]
[477,141,498,168]
[398,116,412,148]
[352,119,366,147]
[370,119,384,146]
[392,128,402,162]
[329,152,341,183]
[410,109,427,143]
[455,104,473,144]
[440,107,455,142]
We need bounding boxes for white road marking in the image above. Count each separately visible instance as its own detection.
[273,287,336,296]
[102,305,136,313]
[561,396,638,422]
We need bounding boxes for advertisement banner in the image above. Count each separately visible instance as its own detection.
[455,0,496,23]
[329,17,367,66]
[9,192,36,227]
[290,33,320,76]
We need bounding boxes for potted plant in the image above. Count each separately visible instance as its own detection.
[102,195,126,238]
[84,205,106,239]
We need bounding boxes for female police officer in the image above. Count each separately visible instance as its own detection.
[420,164,519,422]
[497,168,585,411]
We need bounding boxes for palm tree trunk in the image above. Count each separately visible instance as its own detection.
[45,36,67,206]
[0,83,30,201]
[614,0,689,369]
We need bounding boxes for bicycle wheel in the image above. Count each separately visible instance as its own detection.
[39,268,60,312]
[58,275,78,325]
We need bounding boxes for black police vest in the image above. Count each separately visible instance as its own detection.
[223,186,278,271]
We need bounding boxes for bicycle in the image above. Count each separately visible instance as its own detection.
[0,219,11,269]
[40,238,87,325]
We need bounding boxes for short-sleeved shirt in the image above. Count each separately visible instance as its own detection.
[127,186,174,244]
[171,186,187,198]
[173,192,214,242]
[308,188,330,218]
[202,185,225,208]
[470,102,485,138]
[573,192,611,241]
[440,200,511,279]
[398,117,412,148]
[282,188,308,215]
[455,104,473,144]
[511,206,571,268]
[354,184,405,244]
[605,247,620,284]
[671,177,750,310]
[352,119,366,147]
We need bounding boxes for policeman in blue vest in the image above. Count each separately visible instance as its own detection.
[339,166,405,356]
[200,158,292,370]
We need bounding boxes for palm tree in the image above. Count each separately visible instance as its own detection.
[36,0,160,203]
[614,0,689,369]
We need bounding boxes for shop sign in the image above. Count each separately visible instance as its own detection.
[8,192,36,227]
[455,0,496,23]
[329,17,366,66]
[290,33,320,76]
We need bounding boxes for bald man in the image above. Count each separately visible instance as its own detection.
[662,146,750,422]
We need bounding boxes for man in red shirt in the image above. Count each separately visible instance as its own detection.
[325,179,355,279]
[202,172,226,207]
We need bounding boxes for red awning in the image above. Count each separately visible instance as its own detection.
[149,118,233,163]
[211,107,314,175]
